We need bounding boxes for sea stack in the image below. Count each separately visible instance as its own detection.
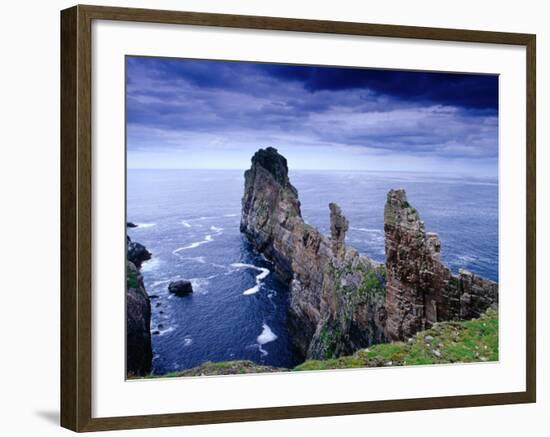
[240,147,386,360]
[383,189,498,341]
[126,236,153,376]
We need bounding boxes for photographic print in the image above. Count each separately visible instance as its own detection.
[125,56,499,379]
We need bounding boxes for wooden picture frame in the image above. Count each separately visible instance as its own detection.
[60,4,536,432]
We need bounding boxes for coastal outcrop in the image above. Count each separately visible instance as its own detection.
[127,239,151,269]
[126,236,153,376]
[240,147,498,362]
[168,280,194,296]
[384,189,498,341]
[241,147,386,360]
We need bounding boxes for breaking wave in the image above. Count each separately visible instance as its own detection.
[230,263,270,295]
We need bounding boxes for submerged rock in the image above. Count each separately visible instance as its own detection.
[127,221,138,228]
[168,280,194,296]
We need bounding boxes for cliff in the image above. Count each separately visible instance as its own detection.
[126,236,153,376]
[384,189,498,341]
[241,147,498,361]
[241,147,386,360]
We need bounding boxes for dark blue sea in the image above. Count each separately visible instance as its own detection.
[127,169,498,374]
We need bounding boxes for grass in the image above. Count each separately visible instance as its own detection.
[147,360,287,378]
[293,309,498,371]
[358,268,386,297]
[127,266,139,289]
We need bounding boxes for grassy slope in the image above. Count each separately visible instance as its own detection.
[294,309,498,371]
[148,360,288,378]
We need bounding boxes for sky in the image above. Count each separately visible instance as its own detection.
[126,56,498,177]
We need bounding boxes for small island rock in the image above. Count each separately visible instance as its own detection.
[168,280,194,296]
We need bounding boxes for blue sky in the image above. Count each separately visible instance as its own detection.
[126,56,498,177]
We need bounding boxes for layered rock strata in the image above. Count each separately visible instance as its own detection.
[240,147,386,360]
[126,236,153,376]
[384,189,498,341]
[241,147,499,361]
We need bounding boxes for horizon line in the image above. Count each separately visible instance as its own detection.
[126,167,498,178]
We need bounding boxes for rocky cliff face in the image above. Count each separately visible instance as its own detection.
[241,148,499,361]
[384,189,498,341]
[241,147,386,360]
[126,236,153,376]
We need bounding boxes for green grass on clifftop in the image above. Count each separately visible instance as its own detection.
[148,360,288,378]
[293,309,498,371]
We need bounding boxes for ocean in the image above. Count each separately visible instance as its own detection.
[127,169,498,374]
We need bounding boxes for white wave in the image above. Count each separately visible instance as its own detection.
[157,326,176,336]
[183,337,193,347]
[260,254,273,264]
[257,323,277,356]
[350,227,382,233]
[210,225,223,233]
[457,255,477,263]
[189,277,211,294]
[243,284,261,295]
[173,235,213,252]
[141,257,161,272]
[230,262,255,269]
[224,213,238,217]
[230,263,270,295]
[150,278,173,287]
[182,256,206,264]
[180,216,216,228]
[135,223,156,228]
[257,324,277,344]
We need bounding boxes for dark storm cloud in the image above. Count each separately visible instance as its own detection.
[126,56,498,161]
[260,64,498,111]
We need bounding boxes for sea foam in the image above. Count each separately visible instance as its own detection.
[141,257,161,272]
[257,323,278,356]
[135,223,156,228]
[230,263,270,295]
[173,235,214,252]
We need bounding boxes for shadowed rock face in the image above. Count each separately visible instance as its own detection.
[241,147,386,360]
[384,189,498,341]
[127,240,151,269]
[126,239,153,376]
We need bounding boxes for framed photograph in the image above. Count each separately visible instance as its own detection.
[60,5,536,432]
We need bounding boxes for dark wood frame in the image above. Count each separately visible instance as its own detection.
[61,4,536,432]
